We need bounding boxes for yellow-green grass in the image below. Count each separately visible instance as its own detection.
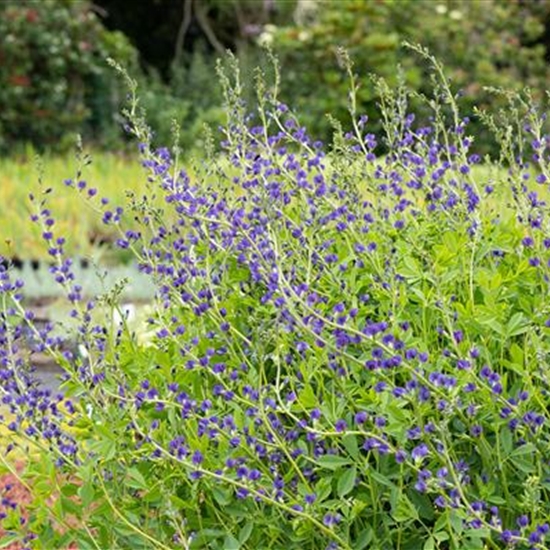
[0,150,148,260]
[0,147,531,262]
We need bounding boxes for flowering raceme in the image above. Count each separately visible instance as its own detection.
[0,49,550,549]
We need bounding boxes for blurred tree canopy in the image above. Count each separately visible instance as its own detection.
[0,0,136,153]
[2,0,550,154]
[94,0,295,77]
[267,0,550,151]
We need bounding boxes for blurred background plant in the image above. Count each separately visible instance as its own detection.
[2,0,550,157]
[0,0,136,154]
[267,0,550,154]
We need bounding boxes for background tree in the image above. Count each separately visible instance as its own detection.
[0,0,135,153]
[2,0,550,155]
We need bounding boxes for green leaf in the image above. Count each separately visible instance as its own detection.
[315,477,333,502]
[408,490,435,520]
[142,486,163,504]
[61,495,81,516]
[509,443,536,458]
[127,467,148,490]
[33,479,54,497]
[465,528,491,540]
[506,312,530,337]
[442,231,459,253]
[356,528,373,549]
[212,487,232,506]
[239,521,253,544]
[392,493,419,522]
[386,402,409,423]
[78,482,95,508]
[401,255,422,279]
[434,512,449,533]
[224,534,241,550]
[369,470,395,488]
[170,495,188,509]
[500,428,513,456]
[449,511,464,534]
[423,537,435,550]
[342,433,359,460]
[509,343,524,367]
[190,529,225,548]
[61,483,79,497]
[439,268,460,285]
[337,467,357,498]
[97,524,112,548]
[298,384,317,408]
[486,319,505,336]
[0,535,21,549]
[89,438,116,461]
[317,455,351,470]
[410,287,427,303]
[74,537,98,550]
[510,456,536,474]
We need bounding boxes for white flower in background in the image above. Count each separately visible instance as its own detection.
[435,4,447,14]
[449,10,463,20]
[294,0,318,26]
[78,344,89,359]
[258,25,275,47]
[112,302,137,327]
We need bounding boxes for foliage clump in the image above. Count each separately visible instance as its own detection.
[267,0,550,154]
[3,0,550,158]
[0,1,135,153]
[1,50,550,549]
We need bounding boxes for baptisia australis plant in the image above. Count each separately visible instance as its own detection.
[1,45,550,549]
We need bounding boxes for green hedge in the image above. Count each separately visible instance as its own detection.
[268,0,550,154]
[0,0,136,153]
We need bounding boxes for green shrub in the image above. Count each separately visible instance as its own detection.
[140,47,263,154]
[0,0,136,153]
[268,0,550,155]
[2,51,550,549]
[139,48,226,153]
